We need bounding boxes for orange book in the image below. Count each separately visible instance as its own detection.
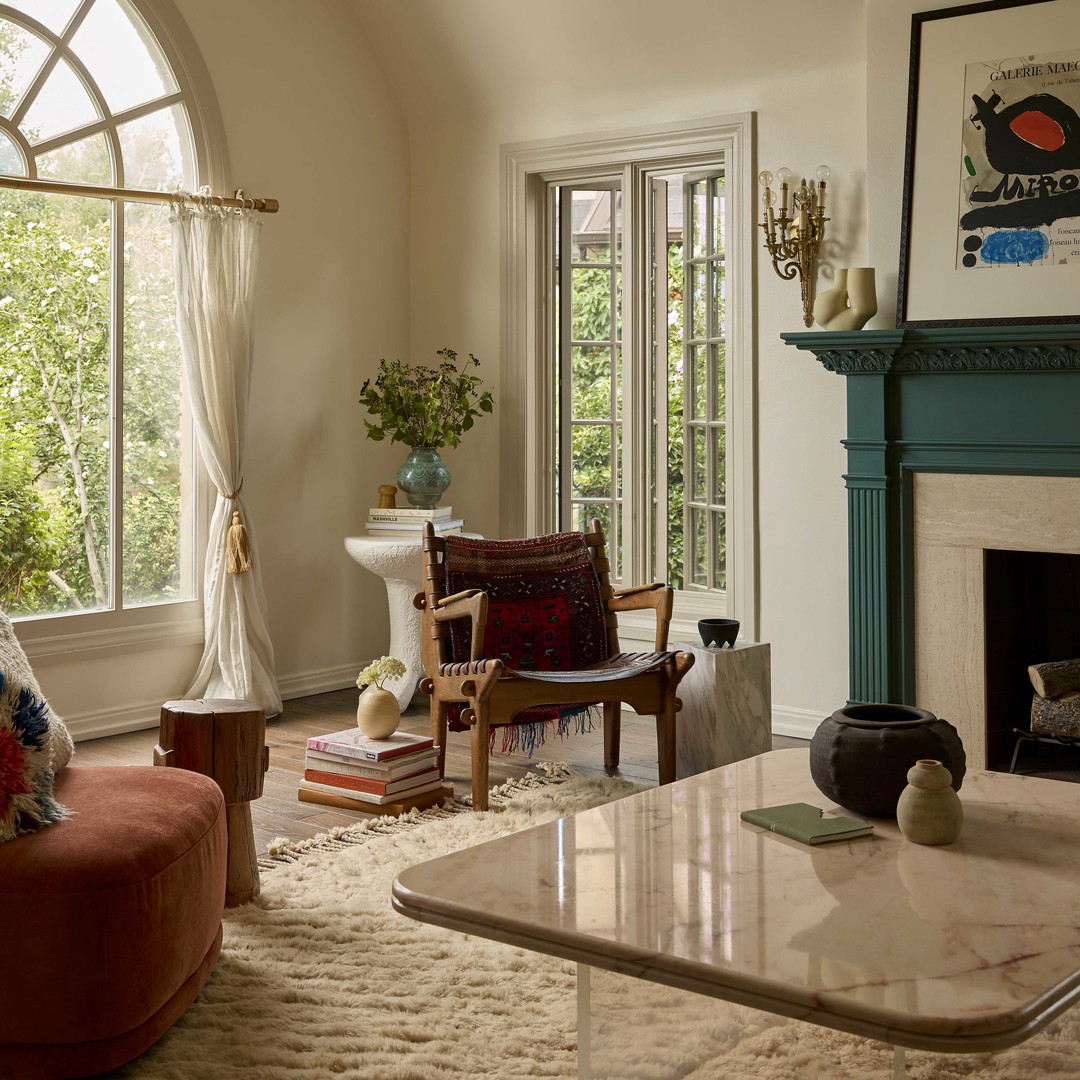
[303,766,440,796]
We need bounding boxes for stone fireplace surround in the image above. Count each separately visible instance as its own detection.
[784,326,1080,768]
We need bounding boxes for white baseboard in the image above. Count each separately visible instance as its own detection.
[69,662,364,743]
[66,698,167,743]
[772,705,822,742]
[277,662,360,701]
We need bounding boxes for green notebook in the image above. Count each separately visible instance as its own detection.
[740,803,873,846]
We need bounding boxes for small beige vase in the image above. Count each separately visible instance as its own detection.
[356,686,400,740]
[896,759,963,845]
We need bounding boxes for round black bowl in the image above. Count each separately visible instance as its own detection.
[698,618,740,648]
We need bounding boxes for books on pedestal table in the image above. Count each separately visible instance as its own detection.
[365,506,463,536]
[367,506,453,521]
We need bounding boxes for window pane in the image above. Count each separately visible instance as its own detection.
[0,191,111,616]
[713,341,726,418]
[0,18,51,118]
[572,266,611,340]
[690,344,706,421]
[572,346,610,421]
[0,129,24,175]
[117,104,192,189]
[711,177,726,255]
[689,262,706,340]
[690,507,707,586]
[711,426,726,504]
[123,201,191,607]
[714,262,726,336]
[3,1,80,34]
[572,424,611,498]
[713,512,727,591]
[70,0,178,114]
[690,181,707,258]
[571,190,610,262]
[22,56,100,143]
[36,132,112,183]
[690,426,706,502]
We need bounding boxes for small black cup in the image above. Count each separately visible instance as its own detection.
[698,618,740,648]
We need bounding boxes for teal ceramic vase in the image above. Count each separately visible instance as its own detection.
[396,446,451,509]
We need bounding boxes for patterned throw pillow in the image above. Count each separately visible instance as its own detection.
[0,670,69,843]
[0,608,73,773]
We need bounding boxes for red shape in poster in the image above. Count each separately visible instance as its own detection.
[1009,109,1066,151]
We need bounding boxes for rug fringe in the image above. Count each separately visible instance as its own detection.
[260,762,577,871]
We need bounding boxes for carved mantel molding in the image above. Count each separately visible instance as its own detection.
[781,326,1080,374]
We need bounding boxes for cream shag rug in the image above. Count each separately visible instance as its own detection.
[105,766,1080,1080]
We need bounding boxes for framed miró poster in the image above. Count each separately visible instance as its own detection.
[898,0,1080,326]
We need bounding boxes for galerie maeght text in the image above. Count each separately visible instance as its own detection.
[959,48,1080,269]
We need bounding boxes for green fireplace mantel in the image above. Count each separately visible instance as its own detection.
[782,325,1080,373]
[781,326,1080,709]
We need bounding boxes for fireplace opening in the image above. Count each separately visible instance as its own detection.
[985,549,1080,774]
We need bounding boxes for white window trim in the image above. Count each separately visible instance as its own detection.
[8,0,229,662]
[501,114,758,641]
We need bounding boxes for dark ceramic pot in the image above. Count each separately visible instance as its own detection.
[698,618,740,648]
[809,704,966,818]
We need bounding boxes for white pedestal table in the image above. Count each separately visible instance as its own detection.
[344,533,480,710]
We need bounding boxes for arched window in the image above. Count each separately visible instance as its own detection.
[0,0,204,620]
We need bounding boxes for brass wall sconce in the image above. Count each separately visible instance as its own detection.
[758,165,829,328]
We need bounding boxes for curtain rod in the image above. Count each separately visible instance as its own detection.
[0,174,279,213]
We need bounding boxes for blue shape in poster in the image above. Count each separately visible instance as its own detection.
[980,229,1049,264]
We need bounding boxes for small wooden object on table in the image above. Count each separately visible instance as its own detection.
[155,698,268,907]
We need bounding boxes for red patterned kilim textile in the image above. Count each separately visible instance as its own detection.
[442,531,608,736]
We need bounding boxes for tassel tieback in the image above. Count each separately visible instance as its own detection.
[226,510,253,574]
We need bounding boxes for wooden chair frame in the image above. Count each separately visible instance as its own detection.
[414,519,694,810]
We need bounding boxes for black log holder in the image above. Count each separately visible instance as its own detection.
[1008,727,1080,774]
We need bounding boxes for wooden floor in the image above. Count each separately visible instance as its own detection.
[75,688,807,854]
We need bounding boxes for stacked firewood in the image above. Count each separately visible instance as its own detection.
[1028,659,1080,738]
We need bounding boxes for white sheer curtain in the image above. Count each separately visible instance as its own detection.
[171,200,282,715]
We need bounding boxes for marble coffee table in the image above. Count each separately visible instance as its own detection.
[392,749,1080,1077]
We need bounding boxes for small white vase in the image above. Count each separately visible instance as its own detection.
[896,759,963,845]
[356,686,400,740]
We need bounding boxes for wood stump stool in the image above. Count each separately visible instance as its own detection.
[155,698,268,907]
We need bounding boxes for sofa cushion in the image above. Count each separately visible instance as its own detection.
[0,765,227,1046]
[0,670,68,843]
[0,607,73,773]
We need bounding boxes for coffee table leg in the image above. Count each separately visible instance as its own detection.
[893,1046,906,1079]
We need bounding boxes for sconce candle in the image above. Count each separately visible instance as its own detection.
[758,164,830,327]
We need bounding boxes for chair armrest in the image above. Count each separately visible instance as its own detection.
[607,583,674,650]
[433,588,489,660]
[611,582,666,599]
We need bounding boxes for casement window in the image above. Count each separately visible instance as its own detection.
[0,0,216,646]
[503,117,756,637]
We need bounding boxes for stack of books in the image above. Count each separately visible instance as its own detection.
[298,728,451,815]
[365,505,464,536]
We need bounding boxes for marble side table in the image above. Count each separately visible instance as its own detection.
[672,640,771,778]
[344,533,480,710]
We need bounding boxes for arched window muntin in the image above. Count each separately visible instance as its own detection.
[0,0,197,189]
[0,0,221,634]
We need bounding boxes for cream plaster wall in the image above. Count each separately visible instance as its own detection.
[351,0,867,729]
[865,0,985,323]
[25,0,411,738]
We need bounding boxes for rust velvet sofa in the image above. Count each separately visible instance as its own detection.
[0,764,227,1079]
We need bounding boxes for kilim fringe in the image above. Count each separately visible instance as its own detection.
[259,762,576,871]
[489,705,598,755]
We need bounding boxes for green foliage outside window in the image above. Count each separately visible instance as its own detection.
[567,242,688,588]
